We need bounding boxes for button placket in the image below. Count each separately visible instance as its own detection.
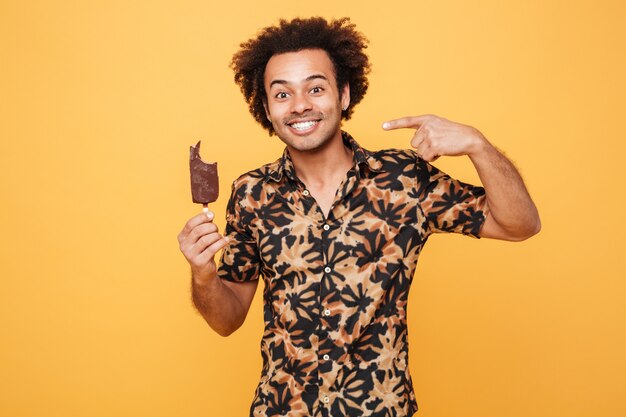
[317,196,338,413]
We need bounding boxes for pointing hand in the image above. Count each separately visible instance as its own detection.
[382,114,486,162]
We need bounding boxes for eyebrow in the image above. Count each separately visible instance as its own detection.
[269,74,328,89]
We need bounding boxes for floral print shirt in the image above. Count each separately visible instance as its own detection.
[218,131,487,416]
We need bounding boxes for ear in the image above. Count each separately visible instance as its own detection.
[340,84,351,112]
[262,99,271,122]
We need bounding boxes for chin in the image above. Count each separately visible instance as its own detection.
[277,128,341,153]
[287,135,332,152]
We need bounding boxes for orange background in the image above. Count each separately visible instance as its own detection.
[1,1,625,416]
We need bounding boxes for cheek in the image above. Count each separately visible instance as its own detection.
[321,96,341,111]
[266,102,287,118]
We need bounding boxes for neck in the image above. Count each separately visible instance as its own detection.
[288,131,353,187]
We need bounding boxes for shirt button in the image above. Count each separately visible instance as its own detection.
[323,224,330,231]
[323,396,330,404]
[323,354,330,360]
[302,189,310,196]
[324,266,331,274]
[324,309,331,316]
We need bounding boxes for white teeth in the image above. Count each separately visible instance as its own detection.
[290,121,317,131]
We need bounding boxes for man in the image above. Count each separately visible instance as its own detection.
[178,17,540,417]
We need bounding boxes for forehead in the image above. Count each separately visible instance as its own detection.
[264,48,336,86]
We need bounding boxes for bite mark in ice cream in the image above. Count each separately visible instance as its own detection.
[189,141,218,206]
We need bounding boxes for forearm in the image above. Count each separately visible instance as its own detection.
[191,273,246,337]
[381,114,541,240]
[468,136,541,239]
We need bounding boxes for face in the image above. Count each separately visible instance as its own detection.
[263,48,350,153]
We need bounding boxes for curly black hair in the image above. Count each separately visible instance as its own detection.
[231,17,371,135]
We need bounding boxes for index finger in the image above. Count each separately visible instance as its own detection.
[382,115,431,131]
[178,211,215,241]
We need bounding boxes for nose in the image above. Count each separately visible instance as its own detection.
[290,93,312,114]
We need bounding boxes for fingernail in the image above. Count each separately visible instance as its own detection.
[206,211,214,220]
[382,122,390,129]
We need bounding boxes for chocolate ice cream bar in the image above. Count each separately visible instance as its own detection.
[189,141,219,205]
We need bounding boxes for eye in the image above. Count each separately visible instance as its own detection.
[275,92,289,99]
[310,86,324,94]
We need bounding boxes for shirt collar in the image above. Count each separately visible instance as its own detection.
[265,131,384,183]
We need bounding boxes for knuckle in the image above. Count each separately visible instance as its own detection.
[204,248,216,260]
[179,241,191,254]
[187,228,199,241]
[204,233,220,246]
[194,225,210,240]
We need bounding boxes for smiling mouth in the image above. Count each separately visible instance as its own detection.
[289,120,320,131]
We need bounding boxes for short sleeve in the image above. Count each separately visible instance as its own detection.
[217,180,260,282]
[415,158,488,238]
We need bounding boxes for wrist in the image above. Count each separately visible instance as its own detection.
[466,128,490,159]
[192,269,218,287]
